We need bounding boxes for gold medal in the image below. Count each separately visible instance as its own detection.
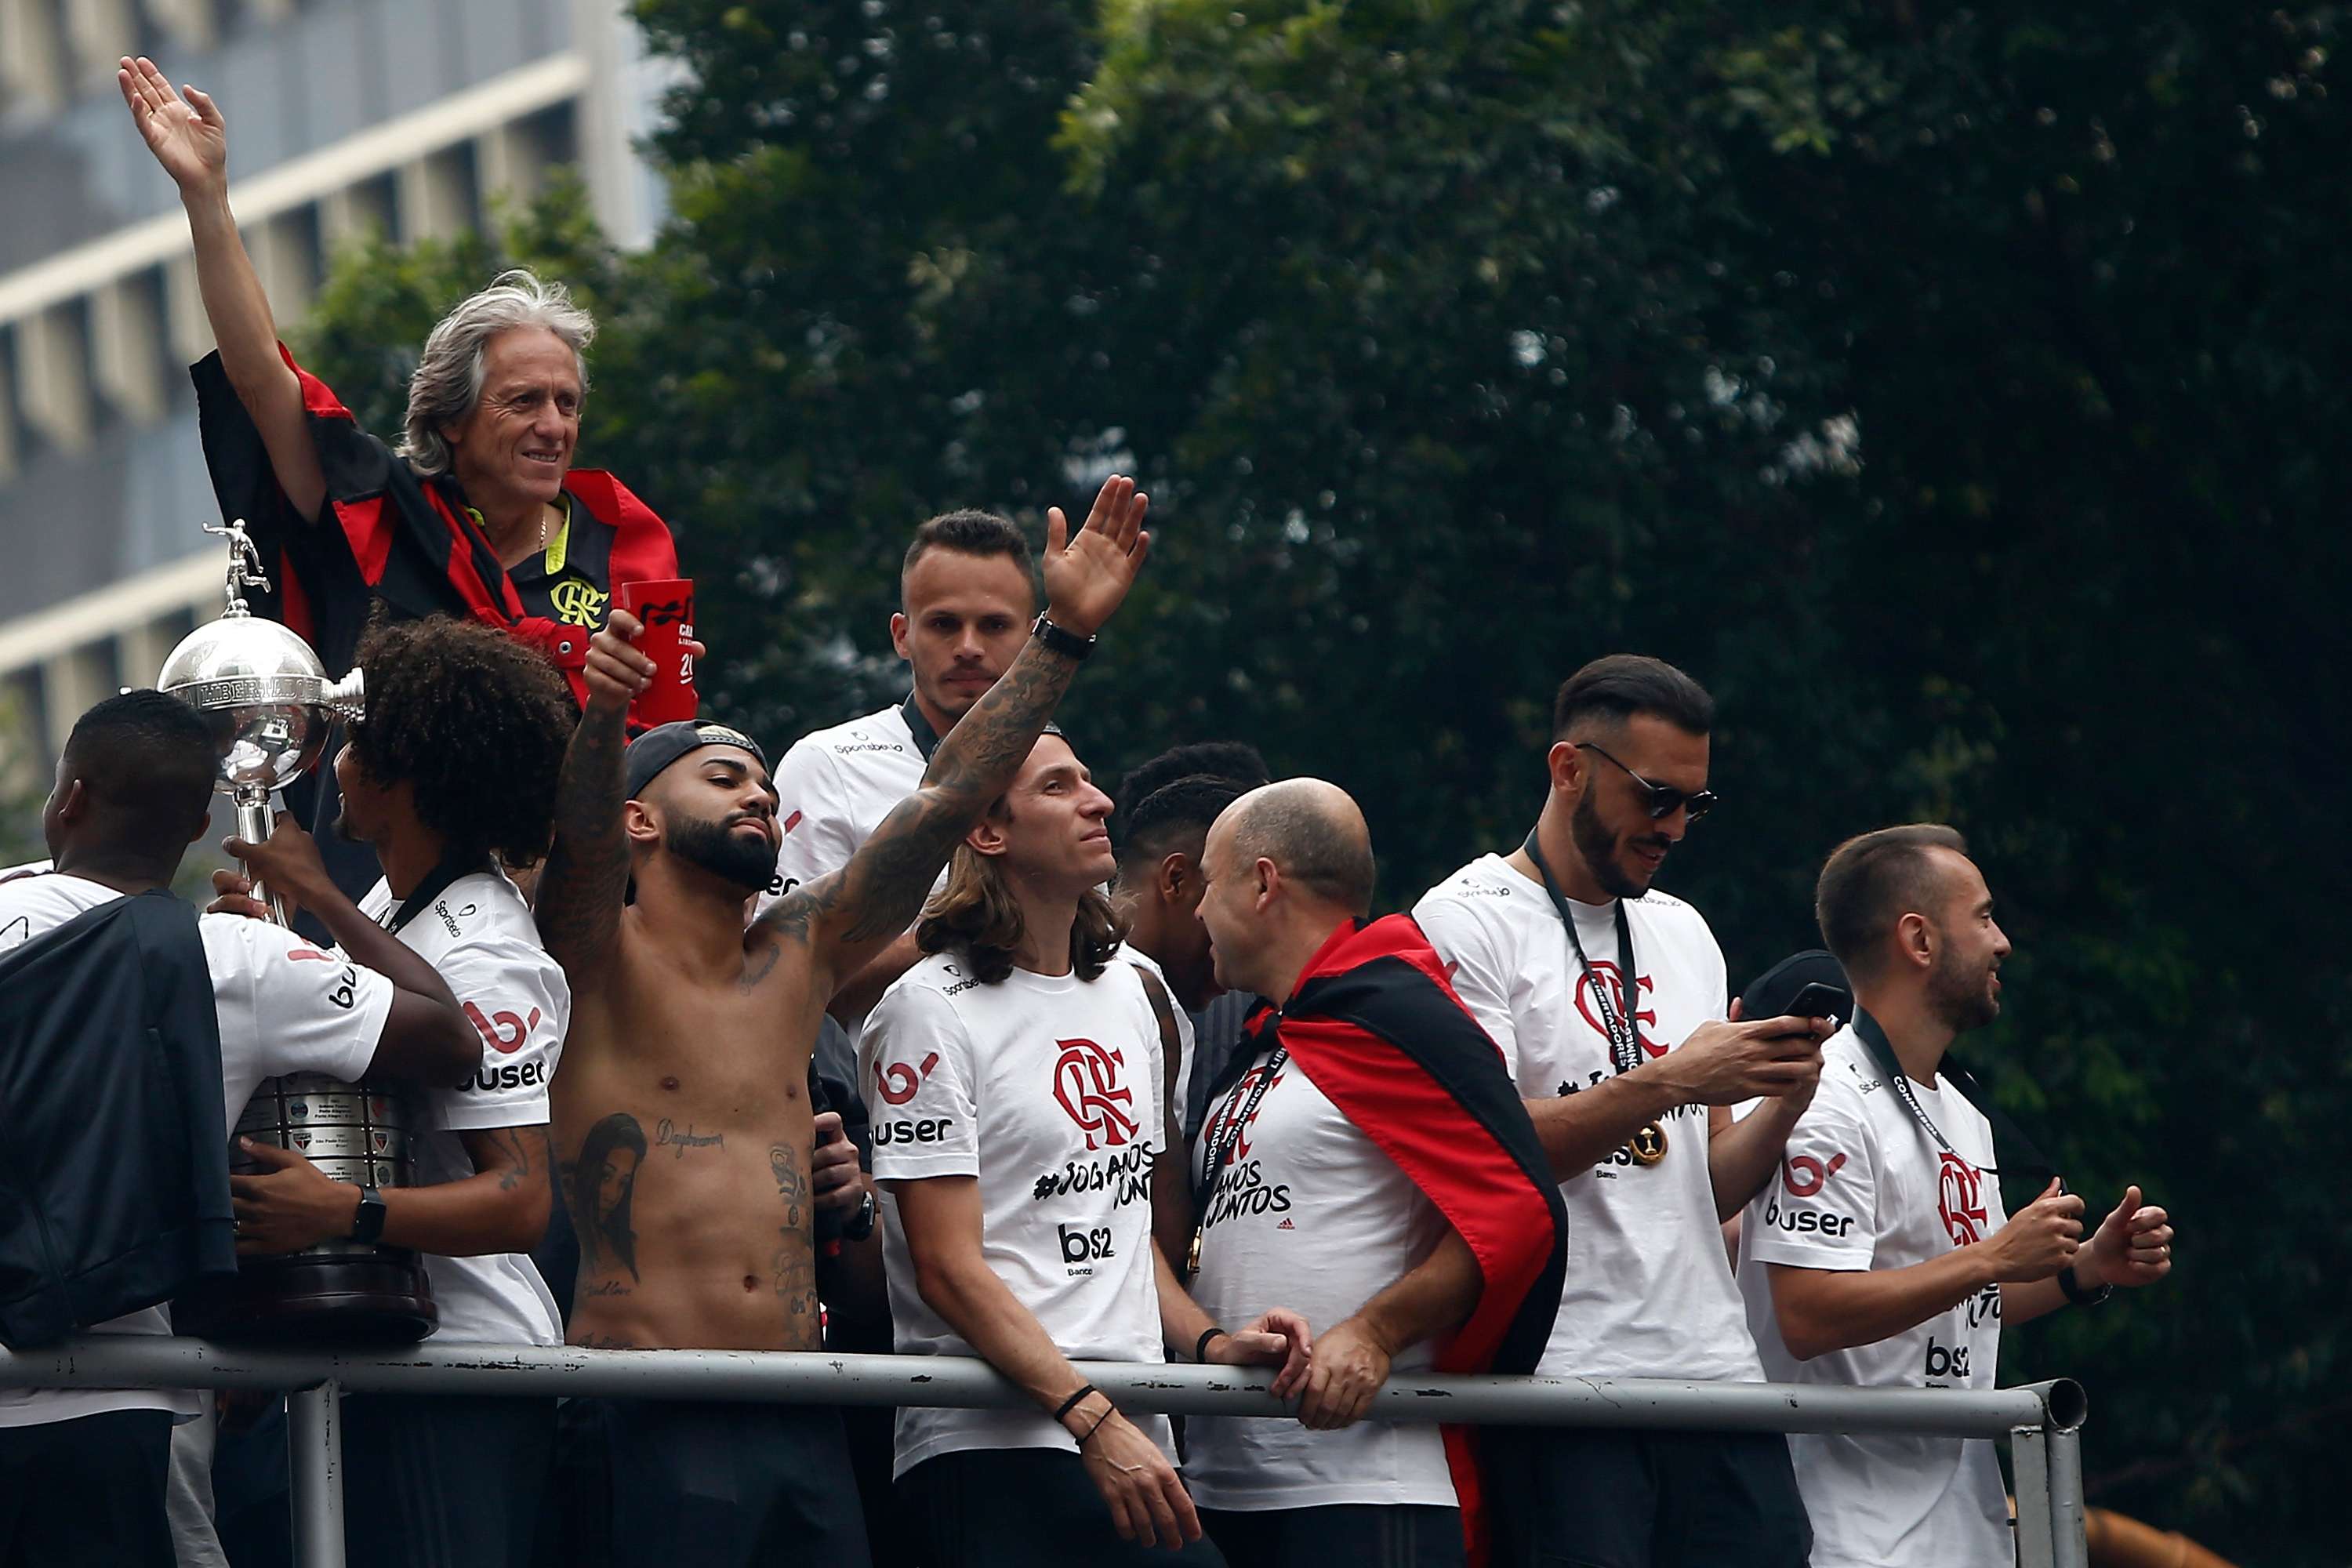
[1628,1122,1668,1166]
[1186,1230,1203,1277]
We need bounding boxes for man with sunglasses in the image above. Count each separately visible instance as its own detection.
[1737,825,2172,1568]
[1413,655,1830,1568]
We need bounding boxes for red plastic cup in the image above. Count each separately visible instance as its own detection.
[615,578,698,726]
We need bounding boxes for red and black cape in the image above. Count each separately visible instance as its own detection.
[1211,915,1569,1564]
[190,344,677,712]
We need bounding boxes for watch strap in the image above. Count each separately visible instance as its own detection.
[1031,614,1095,661]
[2056,1262,2111,1308]
[350,1185,388,1245]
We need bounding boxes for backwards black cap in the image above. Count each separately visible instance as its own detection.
[623,720,770,800]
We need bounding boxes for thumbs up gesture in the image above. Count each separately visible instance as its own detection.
[2074,1185,2174,1290]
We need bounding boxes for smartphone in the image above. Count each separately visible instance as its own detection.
[615,578,697,725]
[1785,982,1849,1023]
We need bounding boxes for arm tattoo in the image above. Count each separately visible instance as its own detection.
[769,1142,818,1326]
[459,1126,547,1195]
[535,701,630,978]
[760,638,1079,969]
[563,1112,648,1283]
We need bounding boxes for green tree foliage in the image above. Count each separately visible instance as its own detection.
[297,2,2347,1556]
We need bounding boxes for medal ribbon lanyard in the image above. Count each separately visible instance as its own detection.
[1850,1007,2056,1185]
[1521,831,1642,1076]
[1187,1015,1289,1276]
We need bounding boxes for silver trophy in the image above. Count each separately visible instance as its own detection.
[158,521,434,1342]
[157,521,364,920]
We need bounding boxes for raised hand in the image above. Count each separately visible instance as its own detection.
[2078,1185,2172,1290]
[118,56,226,197]
[586,608,657,713]
[1042,475,1151,639]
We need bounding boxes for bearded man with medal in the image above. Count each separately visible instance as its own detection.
[1414,655,1831,1568]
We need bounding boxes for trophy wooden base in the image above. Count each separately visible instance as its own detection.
[177,1247,437,1345]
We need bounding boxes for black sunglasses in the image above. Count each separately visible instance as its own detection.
[1577,742,1718,822]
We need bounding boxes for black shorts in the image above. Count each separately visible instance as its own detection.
[0,1407,175,1567]
[339,1392,554,1568]
[1483,1428,1811,1568]
[587,1398,871,1568]
[1202,1504,1465,1568]
[900,1447,1228,1568]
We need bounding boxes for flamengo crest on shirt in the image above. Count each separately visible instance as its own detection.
[1573,957,1664,1057]
[1051,1037,1138,1151]
[1938,1150,1989,1246]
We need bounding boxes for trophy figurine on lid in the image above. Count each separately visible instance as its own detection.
[159,519,437,1343]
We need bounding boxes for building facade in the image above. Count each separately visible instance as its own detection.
[0,0,665,767]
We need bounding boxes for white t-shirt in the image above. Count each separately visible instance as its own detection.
[860,953,1173,1479]
[1737,1027,2013,1568]
[355,870,567,1347]
[754,701,930,916]
[0,874,392,1428]
[1120,947,1196,1131]
[1186,1042,1455,1510]
[1414,853,1761,1383]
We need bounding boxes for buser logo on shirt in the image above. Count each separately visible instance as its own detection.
[463,1002,540,1054]
[875,1051,940,1107]
[1783,1152,1849,1196]
[1051,1037,1138,1152]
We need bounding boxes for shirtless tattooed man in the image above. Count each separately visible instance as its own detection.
[535,477,1151,1565]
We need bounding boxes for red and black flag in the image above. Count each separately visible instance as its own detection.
[1220,914,1568,1565]
[191,345,678,713]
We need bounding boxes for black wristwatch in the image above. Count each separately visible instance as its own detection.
[2056,1263,2111,1308]
[843,1189,877,1242]
[349,1185,388,1245]
[1031,613,1096,662]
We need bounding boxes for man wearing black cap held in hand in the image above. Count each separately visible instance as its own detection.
[535,476,1152,1566]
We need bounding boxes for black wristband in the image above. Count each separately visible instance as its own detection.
[1195,1327,1229,1363]
[1078,1406,1115,1447]
[1032,614,1096,661]
[1052,1383,1098,1423]
[2056,1264,2112,1308]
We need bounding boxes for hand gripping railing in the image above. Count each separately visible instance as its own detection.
[0,1339,2089,1568]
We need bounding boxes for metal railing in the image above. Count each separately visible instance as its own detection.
[0,1338,2089,1568]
